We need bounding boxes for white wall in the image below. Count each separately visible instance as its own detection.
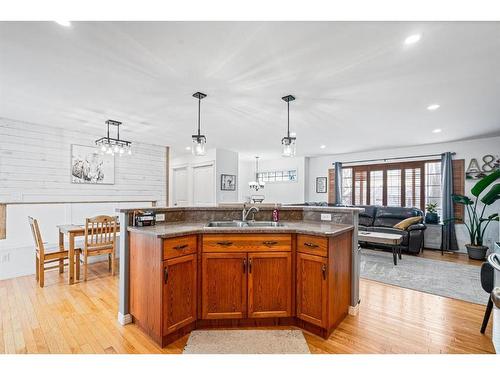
[0,117,168,280]
[239,157,306,204]
[306,136,500,252]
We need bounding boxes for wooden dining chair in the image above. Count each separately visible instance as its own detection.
[82,215,118,281]
[28,216,80,287]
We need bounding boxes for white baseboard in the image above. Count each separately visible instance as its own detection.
[348,303,360,316]
[117,312,132,326]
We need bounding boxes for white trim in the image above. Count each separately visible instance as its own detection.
[117,312,132,325]
[348,303,360,316]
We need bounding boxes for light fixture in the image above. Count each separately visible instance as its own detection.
[432,128,442,133]
[185,146,191,151]
[404,34,421,45]
[248,156,265,191]
[320,145,326,149]
[95,119,132,156]
[192,91,207,156]
[281,95,296,157]
[427,104,440,111]
[55,20,71,27]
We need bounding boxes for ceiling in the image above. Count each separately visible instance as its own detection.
[1,21,499,159]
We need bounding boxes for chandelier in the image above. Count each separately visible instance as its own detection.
[248,156,265,191]
[95,119,132,156]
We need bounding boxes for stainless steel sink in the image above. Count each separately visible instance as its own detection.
[205,220,284,228]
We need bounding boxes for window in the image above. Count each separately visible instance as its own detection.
[341,168,353,205]
[257,169,297,183]
[405,168,421,208]
[386,169,401,206]
[425,162,442,215]
[354,170,368,205]
[369,170,383,206]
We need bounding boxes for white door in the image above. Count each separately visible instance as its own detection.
[172,167,188,206]
[193,164,215,206]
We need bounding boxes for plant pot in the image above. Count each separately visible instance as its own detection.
[465,244,488,260]
[425,212,439,224]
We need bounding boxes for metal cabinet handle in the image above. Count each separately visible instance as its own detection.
[321,264,327,280]
[262,241,278,246]
[217,241,233,246]
[304,242,319,248]
[164,266,169,284]
[249,258,253,273]
[243,258,247,273]
[173,244,188,250]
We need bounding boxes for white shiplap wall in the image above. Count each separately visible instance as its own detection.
[0,117,168,280]
[0,117,167,203]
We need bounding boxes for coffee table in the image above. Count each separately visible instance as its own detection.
[358,231,403,265]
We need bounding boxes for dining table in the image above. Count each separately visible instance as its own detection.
[57,224,120,284]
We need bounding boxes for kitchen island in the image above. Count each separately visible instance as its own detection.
[116,205,363,347]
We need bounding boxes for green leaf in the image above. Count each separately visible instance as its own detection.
[471,169,500,197]
[480,183,500,205]
[452,194,473,205]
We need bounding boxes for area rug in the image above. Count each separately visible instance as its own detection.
[360,248,489,305]
[183,329,310,354]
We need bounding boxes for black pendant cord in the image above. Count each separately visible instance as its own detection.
[197,97,201,137]
[287,101,290,138]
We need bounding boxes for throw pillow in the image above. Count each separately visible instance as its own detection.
[393,216,422,230]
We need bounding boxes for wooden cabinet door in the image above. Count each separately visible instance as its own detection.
[247,252,292,318]
[202,252,247,319]
[162,254,197,335]
[296,252,328,328]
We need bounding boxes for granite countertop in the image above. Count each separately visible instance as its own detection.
[117,204,364,213]
[127,220,354,239]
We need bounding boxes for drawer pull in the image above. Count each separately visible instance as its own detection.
[262,241,278,246]
[216,241,233,246]
[304,242,319,248]
[164,266,169,284]
[322,264,327,280]
[173,244,188,250]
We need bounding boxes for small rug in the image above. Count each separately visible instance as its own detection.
[183,329,310,354]
[360,248,489,305]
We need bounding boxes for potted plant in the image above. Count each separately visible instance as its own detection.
[425,202,440,224]
[451,169,500,260]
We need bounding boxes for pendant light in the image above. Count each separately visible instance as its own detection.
[248,156,265,191]
[95,119,132,156]
[281,95,296,157]
[192,91,207,156]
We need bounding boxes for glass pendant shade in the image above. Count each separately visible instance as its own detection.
[95,119,132,156]
[281,137,296,157]
[192,136,206,156]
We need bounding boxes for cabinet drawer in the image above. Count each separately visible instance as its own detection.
[203,234,291,253]
[297,234,328,257]
[163,235,197,259]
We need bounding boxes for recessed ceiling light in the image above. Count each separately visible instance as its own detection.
[404,34,421,45]
[427,104,440,111]
[432,128,442,133]
[320,145,326,149]
[55,20,71,27]
[185,146,191,151]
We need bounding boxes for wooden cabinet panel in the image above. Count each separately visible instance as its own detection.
[297,234,328,257]
[248,252,292,318]
[162,254,197,334]
[296,252,328,328]
[203,234,291,253]
[163,235,197,260]
[202,252,247,319]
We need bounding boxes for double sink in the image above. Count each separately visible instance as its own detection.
[206,220,284,228]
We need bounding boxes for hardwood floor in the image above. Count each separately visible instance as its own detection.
[0,261,494,354]
[419,248,484,266]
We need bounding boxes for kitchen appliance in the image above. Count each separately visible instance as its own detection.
[133,210,156,227]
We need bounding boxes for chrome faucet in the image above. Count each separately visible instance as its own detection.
[242,204,259,221]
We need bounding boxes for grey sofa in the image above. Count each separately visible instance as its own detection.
[358,205,426,254]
